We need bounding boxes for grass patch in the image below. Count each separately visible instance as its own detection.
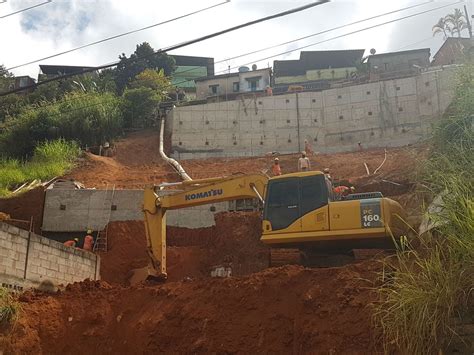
[0,287,20,326]
[374,63,474,353]
[0,139,79,197]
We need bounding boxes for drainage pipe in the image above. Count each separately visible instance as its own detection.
[159,117,192,181]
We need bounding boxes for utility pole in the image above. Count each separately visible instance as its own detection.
[464,5,473,39]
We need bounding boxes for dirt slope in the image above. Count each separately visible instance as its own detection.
[99,212,267,285]
[1,261,381,354]
[65,129,427,191]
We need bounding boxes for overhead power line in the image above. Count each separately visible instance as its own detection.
[117,0,450,93]
[3,0,458,110]
[0,0,51,19]
[218,0,432,65]
[6,0,231,71]
[0,0,329,97]
[211,0,463,76]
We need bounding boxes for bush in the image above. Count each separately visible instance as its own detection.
[0,287,20,326]
[374,63,474,353]
[0,92,123,158]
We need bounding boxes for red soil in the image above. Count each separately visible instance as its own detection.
[0,187,45,234]
[1,262,381,354]
[99,212,266,285]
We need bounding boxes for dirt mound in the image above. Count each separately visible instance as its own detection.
[1,262,381,354]
[0,187,45,234]
[100,212,266,285]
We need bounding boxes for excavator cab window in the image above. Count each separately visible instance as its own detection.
[264,174,328,231]
[265,178,299,230]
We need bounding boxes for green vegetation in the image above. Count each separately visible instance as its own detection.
[0,140,79,197]
[432,8,469,38]
[0,42,175,195]
[374,63,474,354]
[0,287,20,326]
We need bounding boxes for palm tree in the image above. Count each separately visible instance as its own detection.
[445,8,468,37]
[432,17,449,39]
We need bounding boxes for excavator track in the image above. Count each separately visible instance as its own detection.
[269,247,388,268]
[269,248,302,267]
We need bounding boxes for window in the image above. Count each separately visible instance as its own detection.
[384,63,389,70]
[233,82,240,92]
[264,178,299,230]
[209,84,219,95]
[300,175,327,216]
[263,175,329,231]
[248,79,258,91]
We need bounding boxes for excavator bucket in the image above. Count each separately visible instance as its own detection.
[128,265,167,286]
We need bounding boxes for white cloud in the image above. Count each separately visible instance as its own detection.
[1,0,468,79]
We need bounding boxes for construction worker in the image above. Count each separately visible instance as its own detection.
[83,230,94,251]
[64,238,79,248]
[265,85,273,96]
[304,139,314,156]
[333,185,355,200]
[298,151,311,171]
[272,158,282,176]
[323,168,332,181]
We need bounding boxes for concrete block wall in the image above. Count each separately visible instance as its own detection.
[42,189,228,232]
[0,222,99,291]
[171,66,457,159]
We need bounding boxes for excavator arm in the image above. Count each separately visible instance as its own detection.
[143,174,268,280]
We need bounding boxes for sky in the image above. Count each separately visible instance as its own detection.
[0,0,472,79]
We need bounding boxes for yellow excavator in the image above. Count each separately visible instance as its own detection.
[143,171,407,280]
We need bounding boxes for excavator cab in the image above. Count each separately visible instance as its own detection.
[261,171,407,262]
[263,172,330,234]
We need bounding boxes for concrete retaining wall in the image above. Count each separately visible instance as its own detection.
[0,222,100,291]
[171,66,457,159]
[42,189,228,232]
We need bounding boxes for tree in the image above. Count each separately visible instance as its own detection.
[432,17,449,39]
[433,9,468,39]
[445,8,468,38]
[0,64,13,91]
[115,42,175,94]
[121,69,173,128]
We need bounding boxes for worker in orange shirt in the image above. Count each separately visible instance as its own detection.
[333,186,355,200]
[64,238,79,247]
[83,230,95,251]
[271,158,282,176]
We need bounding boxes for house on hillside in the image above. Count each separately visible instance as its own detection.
[195,66,271,100]
[13,76,35,95]
[170,55,214,100]
[367,48,430,80]
[272,50,365,93]
[431,37,474,66]
[38,65,97,81]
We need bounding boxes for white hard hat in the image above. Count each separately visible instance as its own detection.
[103,142,110,148]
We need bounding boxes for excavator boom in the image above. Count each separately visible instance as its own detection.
[143,174,267,280]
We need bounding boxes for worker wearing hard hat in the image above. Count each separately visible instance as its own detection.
[323,168,332,181]
[64,238,79,248]
[298,151,311,171]
[83,230,95,251]
[272,157,282,176]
